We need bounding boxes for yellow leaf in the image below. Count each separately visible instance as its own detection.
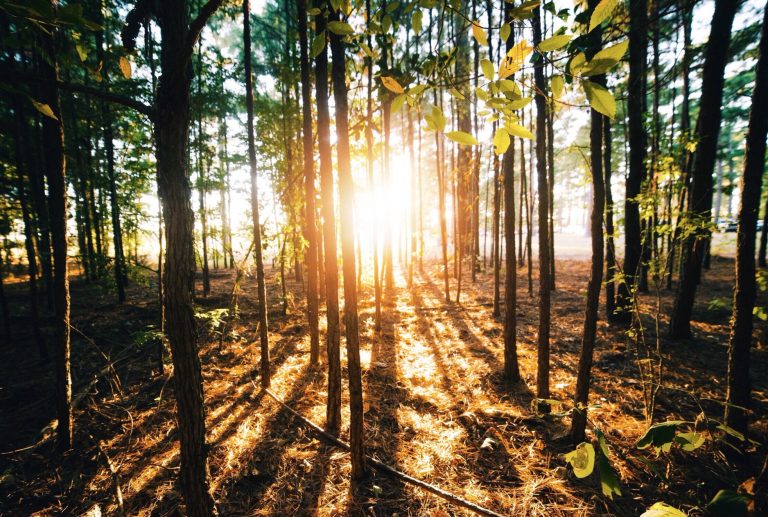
[30,99,58,121]
[119,56,132,79]
[505,123,534,140]
[445,131,478,146]
[380,76,404,94]
[392,93,407,114]
[499,39,532,79]
[472,21,488,47]
[582,39,629,76]
[480,58,494,80]
[589,0,618,33]
[583,80,616,119]
[551,75,564,99]
[570,52,587,76]
[538,34,572,52]
[493,127,510,155]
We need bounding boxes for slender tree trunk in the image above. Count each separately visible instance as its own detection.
[243,0,271,386]
[329,6,365,479]
[571,0,606,441]
[298,0,319,364]
[366,0,381,331]
[670,0,740,339]
[533,5,551,399]
[725,2,768,441]
[314,2,342,434]
[604,118,617,320]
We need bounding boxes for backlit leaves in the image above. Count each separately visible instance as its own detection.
[493,127,510,154]
[565,442,595,478]
[551,75,564,99]
[583,80,616,119]
[30,99,58,120]
[588,0,618,33]
[311,32,326,58]
[499,40,532,79]
[472,21,488,46]
[538,34,572,52]
[445,131,478,146]
[327,20,354,35]
[640,502,687,517]
[119,56,132,79]
[381,76,404,94]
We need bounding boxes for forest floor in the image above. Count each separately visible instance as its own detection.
[0,251,766,516]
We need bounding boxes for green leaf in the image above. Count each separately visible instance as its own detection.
[412,9,422,34]
[716,424,745,442]
[445,131,479,146]
[565,442,595,478]
[431,105,446,132]
[508,97,532,110]
[75,43,88,62]
[30,99,58,120]
[551,75,564,99]
[674,432,705,452]
[480,58,494,80]
[408,84,428,96]
[327,20,354,35]
[636,420,685,450]
[500,23,511,43]
[707,490,749,517]
[588,0,618,33]
[392,93,407,114]
[583,80,616,119]
[505,123,533,140]
[119,56,132,79]
[582,39,628,76]
[640,502,687,517]
[472,21,488,46]
[493,127,510,155]
[538,34,572,52]
[311,32,326,58]
[380,76,404,94]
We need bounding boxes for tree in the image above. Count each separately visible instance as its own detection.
[616,0,647,323]
[571,0,606,443]
[328,3,365,480]
[313,1,342,434]
[122,1,224,513]
[298,0,320,364]
[669,0,741,339]
[532,3,551,400]
[725,1,768,442]
[243,0,271,387]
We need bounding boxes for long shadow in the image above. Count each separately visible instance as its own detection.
[215,365,324,515]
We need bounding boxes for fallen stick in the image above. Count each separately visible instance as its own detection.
[263,389,503,517]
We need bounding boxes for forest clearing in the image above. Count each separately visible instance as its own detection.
[0,0,767,515]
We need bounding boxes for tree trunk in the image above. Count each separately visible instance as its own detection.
[670,0,740,339]
[604,118,617,320]
[532,4,551,400]
[314,2,342,434]
[298,0,319,364]
[725,1,768,441]
[329,6,365,479]
[617,0,648,322]
[243,0,271,387]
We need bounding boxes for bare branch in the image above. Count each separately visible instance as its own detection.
[185,0,226,56]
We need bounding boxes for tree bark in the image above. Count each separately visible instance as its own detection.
[670,0,740,339]
[725,1,768,441]
[313,1,342,434]
[329,5,365,479]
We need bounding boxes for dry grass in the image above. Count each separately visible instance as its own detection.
[0,255,766,516]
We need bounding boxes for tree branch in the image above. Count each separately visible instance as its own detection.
[57,81,154,118]
[121,0,154,51]
[185,0,226,56]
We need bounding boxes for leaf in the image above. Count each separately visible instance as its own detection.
[583,80,616,119]
[327,20,354,35]
[119,56,132,79]
[472,21,488,46]
[674,432,705,452]
[30,99,58,120]
[480,58,494,80]
[431,105,446,132]
[391,93,407,114]
[500,23,511,43]
[445,131,478,146]
[380,76,404,94]
[493,127,510,155]
[707,490,749,517]
[589,0,618,33]
[508,97,532,110]
[499,39,533,79]
[360,41,374,59]
[551,75,564,99]
[582,39,629,76]
[636,420,685,450]
[640,502,687,517]
[411,9,422,34]
[75,43,88,62]
[716,424,745,442]
[538,34,572,52]
[505,123,533,140]
[564,442,595,478]
[311,32,326,58]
